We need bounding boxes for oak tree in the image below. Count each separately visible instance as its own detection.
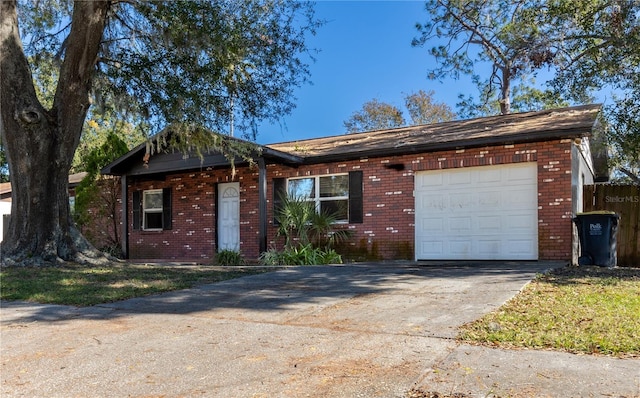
[343,99,406,133]
[0,0,320,265]
[344,91,454,133]
[404,90,455,124]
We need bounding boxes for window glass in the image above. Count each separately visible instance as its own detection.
[286,174,349,223]
[143,190,163,230]
[319,175,348,197]
[320,200,348,220]
[288,178,314,198]
[144,191,163,210]
[145,212,163,230]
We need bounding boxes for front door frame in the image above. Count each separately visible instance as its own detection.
[217,182,240,252]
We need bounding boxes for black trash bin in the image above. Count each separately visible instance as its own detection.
[573,211,619,267]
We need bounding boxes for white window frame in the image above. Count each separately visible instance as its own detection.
[287,174,349,223]
[142,189,163,230]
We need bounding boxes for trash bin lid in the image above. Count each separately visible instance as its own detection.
[576,210,616,216]
[576,211,618,216]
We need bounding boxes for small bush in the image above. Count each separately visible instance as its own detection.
[100,244,124,259]
[259,244,342,266]
[215,249,245,266]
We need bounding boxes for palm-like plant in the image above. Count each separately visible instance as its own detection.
[274,195,351,250]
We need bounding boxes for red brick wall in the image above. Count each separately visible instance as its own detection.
[536,140,575,260]
[127,167,261,261]
[268,139,575,261]
[268,159,416,260]
[123,139,575,262]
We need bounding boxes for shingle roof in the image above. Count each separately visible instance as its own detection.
[0,172,87,200]
[266,104,601,163]
[100,104,602,176]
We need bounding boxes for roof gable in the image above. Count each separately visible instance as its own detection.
[101,126,302,176]
[102,104,601,176]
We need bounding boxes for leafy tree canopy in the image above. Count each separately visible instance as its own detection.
[0,0,321,265]
[73,131,130,255]
[414,0,639,181]
[19,0,321,141]
[404,90,456,124]
[544,0,640,182]
[413,0,555,115]
[344,91,454,133]
[344,99,406,133]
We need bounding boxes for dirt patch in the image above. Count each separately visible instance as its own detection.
[285,354,422,397]
[546,265,640,279]
[406,389,472,398]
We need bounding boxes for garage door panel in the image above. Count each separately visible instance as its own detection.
[450,217,472,232]
[477,215,502,231]
[419,240,444,256]
[415,163,538,260]
[417,172,444,187]
[419,217,445,232]
[450,170,472,185]
[450,240,472,256]
[450,193,474,209]
[478,168,502,183]
[507,239,537,256]
[505,214,536,230]
[479,191,501,207]
[420,194,446,211]
[508,164,537,181]
[478,239,501,256]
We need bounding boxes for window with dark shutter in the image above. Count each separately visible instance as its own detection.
[162,187,172,230]
[348,171,363,224]
[142,189,163,230]
[135,188,172,231]
[273,178,286,224]
[132,190,141,230]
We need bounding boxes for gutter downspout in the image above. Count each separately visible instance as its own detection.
[258,157,267,254]
[121,175,129,258]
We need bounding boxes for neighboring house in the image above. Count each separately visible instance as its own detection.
[0,172,87,243]
[0,201,10,243]
[0,180,11,242]
[102,104,604,262]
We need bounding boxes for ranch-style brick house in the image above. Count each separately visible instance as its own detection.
[102,104,604,262]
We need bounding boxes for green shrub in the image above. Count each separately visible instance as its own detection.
[215,249,245,266]
[100,244,124,259]
[265,194,350,265]
[275,195,351,249]
[259,244,343,266]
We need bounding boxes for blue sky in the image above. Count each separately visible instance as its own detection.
[258,0,476,144]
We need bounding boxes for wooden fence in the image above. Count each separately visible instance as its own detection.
[583,184,640,266]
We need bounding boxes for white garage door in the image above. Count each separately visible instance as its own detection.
[415,163,538,260]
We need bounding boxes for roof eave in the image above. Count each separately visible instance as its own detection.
[298,128,592,164]
[102,143,304,177]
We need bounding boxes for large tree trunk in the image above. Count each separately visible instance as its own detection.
[0,1,110,266]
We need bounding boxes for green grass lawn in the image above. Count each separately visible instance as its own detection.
[0,262,275,306]
[459,266,640,358]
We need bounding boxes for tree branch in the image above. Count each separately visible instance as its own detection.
[618,167,640,184]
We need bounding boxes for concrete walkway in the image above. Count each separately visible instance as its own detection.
[1,262,638,397]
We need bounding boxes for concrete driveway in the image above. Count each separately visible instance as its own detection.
[1,261,628,397]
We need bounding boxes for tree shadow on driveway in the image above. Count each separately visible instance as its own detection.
[1,261,556,324]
